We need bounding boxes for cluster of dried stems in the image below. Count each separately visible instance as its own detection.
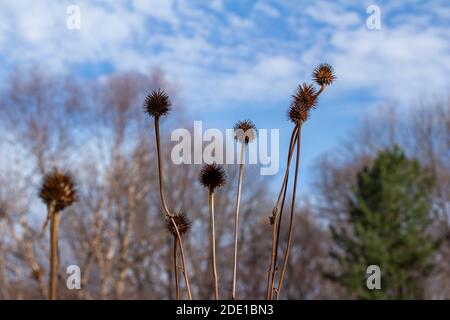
[266,63,336,300]
[35,63,335,300]
[2,67,450,300]
[139,64,334,300]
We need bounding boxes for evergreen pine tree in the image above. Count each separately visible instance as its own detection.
[329,146,438,299]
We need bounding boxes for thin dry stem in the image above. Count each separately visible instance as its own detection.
[154,117,192,300]
[267,84,325,300]
[274,127,299,208]
[174,237,179,300]
[175,231,192,299]
[276,124,302,299]
[49,204,60,300]
[232,142,246,300]
[209,192,219,300]
[269,157,291,299]
[154,118,171,217]
[267,125,298,299]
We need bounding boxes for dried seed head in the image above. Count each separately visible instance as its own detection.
[312,63,336,87]
[269,207,277,225]
[269,215,275,226]
[143,89,171,118]
[288,83,317,124]
[199,163,226,192]
[166,212,191,237]
[39,168,77,211]
[288,103,309,124]
[233,119,256,144]
[30,268,42,280]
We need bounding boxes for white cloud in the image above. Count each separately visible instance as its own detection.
[329,25,450,102]
[209,0,224,12]
[253,2,280,18]
[131,0,178,27]
[228,14,254,29]
[205,55,304,107]
[305,1,361,28]
[0,15,9,48]
[0,0,448,112]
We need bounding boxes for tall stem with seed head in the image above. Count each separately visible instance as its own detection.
[39,169,76,300]
[275,124,302,299]
[154,117,192,300]
[200,163,226,300]
[266,64,334,300]
[267,126,298,299]
[231,142,246,300]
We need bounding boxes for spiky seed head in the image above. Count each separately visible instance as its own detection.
[39,168,77,211]
[312,63,336,87]
[288,102,309,124]
[143,89,171,118]
[293,83,317,109]
[288,83,317,124]
[199,163,226,192]
[233,119,256,144]
[166,212,191,237]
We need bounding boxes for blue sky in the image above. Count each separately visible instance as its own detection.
[1,0,449,190]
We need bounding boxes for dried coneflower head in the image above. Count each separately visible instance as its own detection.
[288,102,309,124]
[288,83,317,124]
[144,89,171,118]
[312,63,336,87]
[199,163,226,192]
[233,119,257,144]
[39,168,77,211]
[166,212,191,237]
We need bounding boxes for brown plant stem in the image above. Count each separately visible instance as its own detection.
[267,125,298,299]
[274,126,299,210]
[171,220,192,300]
[209,191,219,300]
[173,237,180,300]
[154,118,171,216]
[267,84,325,299]
[154,117,192,300]
[268,159,291,300]
[232,142,246,300]
[49,203,60,300]
[316,84,325,97]
[275,124,302,299]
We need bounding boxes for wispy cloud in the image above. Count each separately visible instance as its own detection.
[1,0,449,111]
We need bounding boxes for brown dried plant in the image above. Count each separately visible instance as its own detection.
[166,212,191,300]
[231,120,256,300]
[267,64,335,300]
[144,89,193,300]
[39,168,77,300]
[200,163,226,300]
